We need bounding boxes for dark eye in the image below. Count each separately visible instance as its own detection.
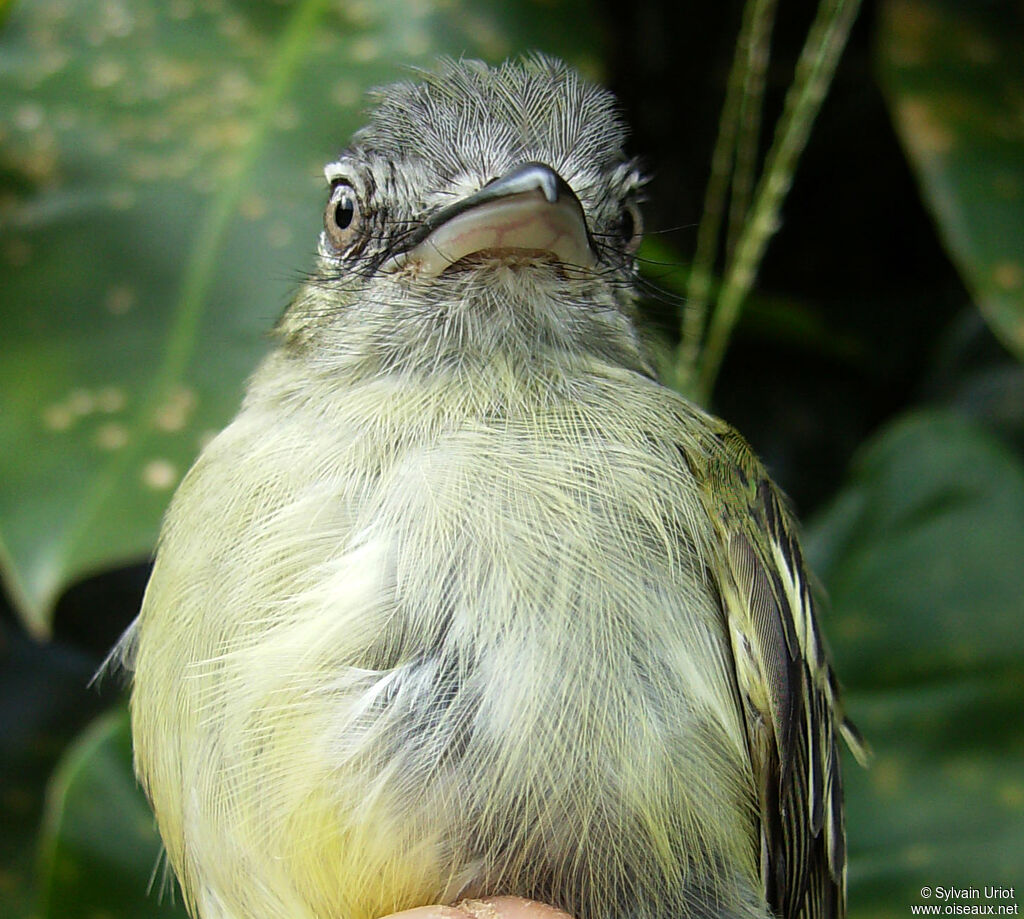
[334,196,355,229]
[324,182,361,251]
[621,202,643,254]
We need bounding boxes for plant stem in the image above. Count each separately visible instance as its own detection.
[726,0,779,260]
[676,0,776,396]
[695,0,862,403]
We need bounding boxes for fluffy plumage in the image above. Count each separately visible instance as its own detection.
[118,55,864,919]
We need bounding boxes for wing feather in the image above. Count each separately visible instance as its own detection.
[696,429,868,919]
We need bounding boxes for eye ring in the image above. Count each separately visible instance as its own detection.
[324,181,362,251]
[621,202,643,254]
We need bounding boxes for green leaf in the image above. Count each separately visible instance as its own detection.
[0,0,603,638]
[877,0,1024,360]
[36,708,186,919]
[807,411,1024,687]
[842,676,1024,917]
[0,633,107,919]
[805,412,1024,915]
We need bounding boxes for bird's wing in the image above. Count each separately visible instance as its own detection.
[695,426,868,919]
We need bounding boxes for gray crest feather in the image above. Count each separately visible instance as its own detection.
[355,55,631,188]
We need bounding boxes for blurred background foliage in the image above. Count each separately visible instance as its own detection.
[1,0,1022,917]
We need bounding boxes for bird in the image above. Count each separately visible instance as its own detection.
[115,54,866,919]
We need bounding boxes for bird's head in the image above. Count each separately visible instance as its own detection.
[281,56,651,378]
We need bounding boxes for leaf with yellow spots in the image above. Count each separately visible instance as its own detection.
[878,0,1024,360]
[0,0,603,637]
